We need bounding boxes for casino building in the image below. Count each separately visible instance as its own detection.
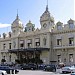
[0,5,75,65]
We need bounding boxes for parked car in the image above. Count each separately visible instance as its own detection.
[14,64,23,70]
[62,66,75,74]
[38,64,46,70]
[21,63,37,70]
[71,72,75,75]
[0,66,19,74]
[0,70,7,75]
[56,66,62,74]
[44,65,56,72]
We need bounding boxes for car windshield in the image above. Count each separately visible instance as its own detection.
[62,67,71,69]
[47,65,55,66]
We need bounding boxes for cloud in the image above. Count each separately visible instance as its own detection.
[0,23,11,28]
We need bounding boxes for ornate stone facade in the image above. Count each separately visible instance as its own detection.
[0,5,75,65]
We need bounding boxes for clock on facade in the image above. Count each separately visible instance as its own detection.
[43,24,47,28]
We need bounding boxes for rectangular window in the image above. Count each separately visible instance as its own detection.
[27,39,32,48]
[20,44,24,47]
[35,38,40,47]
[20,40,24,48]
[3,56,5,59]
[9,43,11,49]
[9,55,11,62]
[69,38,74,45]
[3,44,6,50]
[57,39,62,46]
[57,55,61,63]
[28,43,32,48]
[35,42,40,46]
[69,54,73,62]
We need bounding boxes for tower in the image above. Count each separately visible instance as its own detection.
[40,3,54,30]
[11,13,23,35]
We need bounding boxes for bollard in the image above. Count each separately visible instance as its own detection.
[10,70,15,75]
[10,70,12,75]
[14,70,15,75]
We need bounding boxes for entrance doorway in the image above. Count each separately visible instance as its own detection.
[19,51,43,64]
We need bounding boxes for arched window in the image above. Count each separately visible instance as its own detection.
[69,23,74,29]
[57,25,62,30]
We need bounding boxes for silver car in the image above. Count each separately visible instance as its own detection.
[0,70,7,75]
[62,66,75,74]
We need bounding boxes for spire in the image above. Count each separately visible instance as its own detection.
[46,0,48,11]
[16,9,19,19]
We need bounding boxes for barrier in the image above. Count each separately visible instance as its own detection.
[10,70,15,75]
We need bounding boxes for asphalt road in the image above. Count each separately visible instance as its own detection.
[9,70,71,75]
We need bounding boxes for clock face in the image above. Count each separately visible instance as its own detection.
[43,24,47,28]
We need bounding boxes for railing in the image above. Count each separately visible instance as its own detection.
[20,47,24,49]
[0,49,8,52]
[53,44,75,49]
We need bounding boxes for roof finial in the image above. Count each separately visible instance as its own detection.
[16,9,19,19]
[46,0,48,11]
[47,0,48,6]
[29,20,31,23]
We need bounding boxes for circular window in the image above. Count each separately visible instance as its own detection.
[43,24,47,28]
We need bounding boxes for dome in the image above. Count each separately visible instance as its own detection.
[40,5,54,22]
[26,20,32,26]
[11,14,23,28]
[56,21,63,26]
[67,18,74,24]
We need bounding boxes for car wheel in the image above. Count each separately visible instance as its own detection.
[31,68,33,70]
[62,71,66,74]
[43,69,45,71]
[53,69,55,72]
[21,68,23,70]
[62,71,64,74]
[2,73,4,75]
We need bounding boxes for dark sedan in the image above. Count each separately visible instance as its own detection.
[21,63,37,70]
[38,64,46,70]
[44,65,56,72]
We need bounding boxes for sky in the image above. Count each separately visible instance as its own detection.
[0,0,74,35]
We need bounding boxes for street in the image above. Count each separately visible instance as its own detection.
[9,70,71,75]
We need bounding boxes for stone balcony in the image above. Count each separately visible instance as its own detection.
[0,49,9,53]
[53,44,75,49]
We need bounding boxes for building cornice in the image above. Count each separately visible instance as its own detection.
[52,29,75,34]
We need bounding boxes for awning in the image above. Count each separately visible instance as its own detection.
[8,48,50,53]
